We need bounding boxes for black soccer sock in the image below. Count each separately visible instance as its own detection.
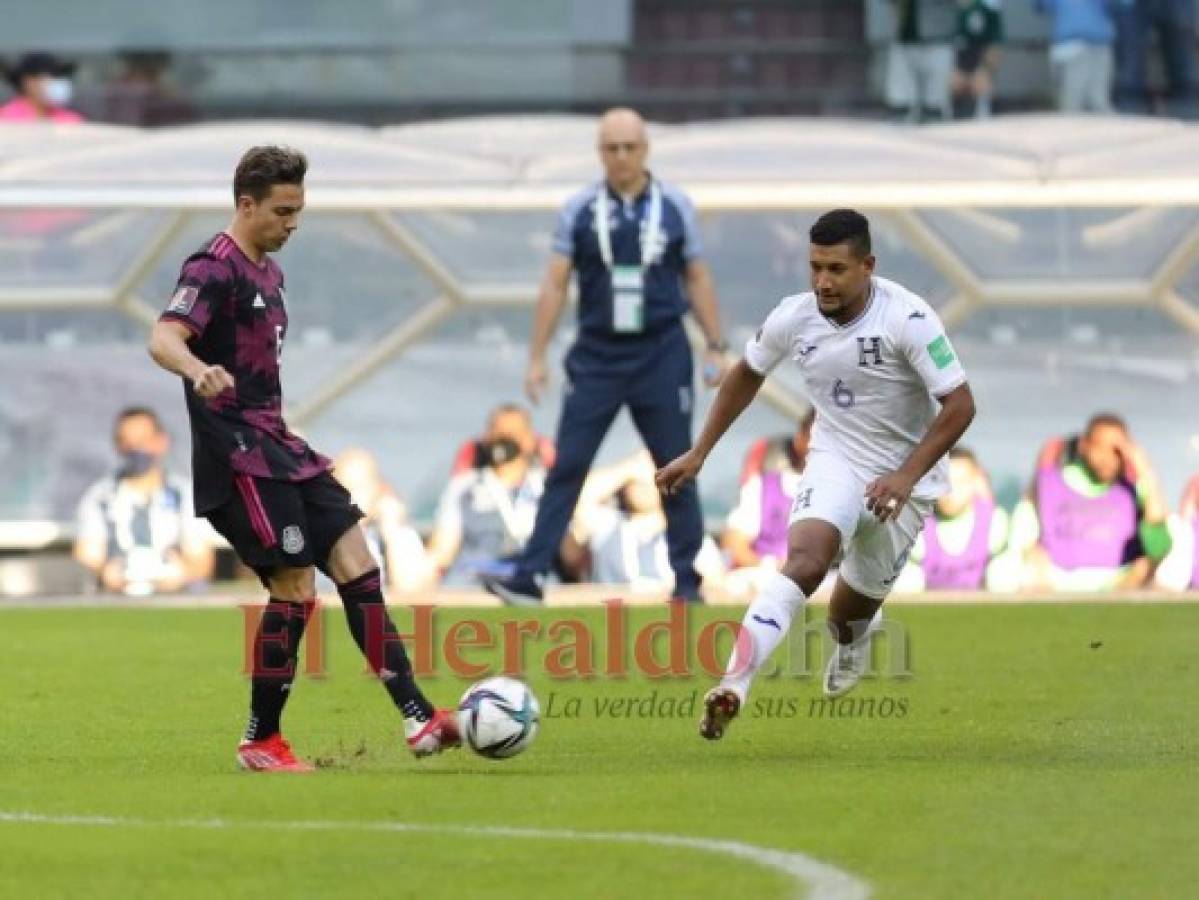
[337,569,434,722]
[245,599,310,742]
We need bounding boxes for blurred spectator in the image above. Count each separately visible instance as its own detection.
[98,49,196,126]
[450,416,554,476]
[0,52,85,123]
[1114,0,1198,117]
[562,453,670,590]
[332,448,434,595]
[1153,474,1199,590]
[1008,413,1171,591]
[721,411,814,592]
[1035,0,1118,113]
[73,407,213,595]
[427,404,546,586]
[561,452,724,593]
[896,447,1011,591]
[952,0,1005,118]
[886,0,958,122]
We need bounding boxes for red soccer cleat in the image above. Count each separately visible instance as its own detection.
[405,708,462,758]
[237,734,315,773]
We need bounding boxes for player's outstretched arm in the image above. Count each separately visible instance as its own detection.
[148,320,234,398]
[655,359,765,495]
[865,382,976,522]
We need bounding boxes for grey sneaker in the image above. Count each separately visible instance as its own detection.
[823,640,868,698]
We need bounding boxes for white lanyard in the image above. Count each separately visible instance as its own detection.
[480,470,525,544]
[112,482,173,553]
[595,179,662,271]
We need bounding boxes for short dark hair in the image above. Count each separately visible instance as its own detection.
[233,146,307,203]
[810,209,871,258]
[115,406,163,433]
[1084,412,1128,438]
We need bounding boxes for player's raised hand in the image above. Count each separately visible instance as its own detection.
[193,364,234,398]
[864,471,915,523]
[525,357,549,405]
[655,449,704,496]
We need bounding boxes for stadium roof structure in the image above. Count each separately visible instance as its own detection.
[3,114,1199,427]
[7,114,1199,206]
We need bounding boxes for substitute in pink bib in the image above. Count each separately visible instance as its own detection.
[0,52,85,123]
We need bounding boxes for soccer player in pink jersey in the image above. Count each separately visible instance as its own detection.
[149,146,459,771]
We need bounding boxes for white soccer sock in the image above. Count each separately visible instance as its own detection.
[721,571,806,702]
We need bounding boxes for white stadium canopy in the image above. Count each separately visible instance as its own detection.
[2,115,1198,524]
[5,115,1199,208]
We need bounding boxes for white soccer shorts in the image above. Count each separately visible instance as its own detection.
[788,451,931,599]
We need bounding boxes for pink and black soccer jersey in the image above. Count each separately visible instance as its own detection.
[160,232,330,513]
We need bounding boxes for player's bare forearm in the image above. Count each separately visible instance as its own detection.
[694,359,765,459]
[866,383,975,521]
[899,382,977,484]
[149,320,235,398]
[148,320,207,382]
[685,260,723,346]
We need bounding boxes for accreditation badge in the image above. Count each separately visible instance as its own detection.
[611,264,645,333]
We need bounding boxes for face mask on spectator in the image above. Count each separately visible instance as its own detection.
[118,450,160,479]
[483,437,522,468]
[44,77,74,106]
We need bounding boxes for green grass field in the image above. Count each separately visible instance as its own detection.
[0,601,1195,899]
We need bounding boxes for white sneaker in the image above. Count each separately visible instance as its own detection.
[823,640,869,698]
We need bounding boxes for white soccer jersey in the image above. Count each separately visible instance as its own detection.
[744,276,967,502]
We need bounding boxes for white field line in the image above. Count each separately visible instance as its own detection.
[0,810,870,900]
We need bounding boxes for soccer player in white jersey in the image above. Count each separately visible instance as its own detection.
[655,209,976,740]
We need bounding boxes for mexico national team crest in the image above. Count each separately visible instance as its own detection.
[281,525,305,554]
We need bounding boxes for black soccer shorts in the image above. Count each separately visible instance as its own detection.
[206,470,364,584]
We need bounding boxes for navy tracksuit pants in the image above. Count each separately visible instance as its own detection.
[515,323,704,599]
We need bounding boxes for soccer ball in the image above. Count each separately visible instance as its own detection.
[456,677,540,759]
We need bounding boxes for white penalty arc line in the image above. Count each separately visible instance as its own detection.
[0,810,870,900]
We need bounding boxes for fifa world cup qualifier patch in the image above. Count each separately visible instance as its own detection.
[926,335,956,370]
[168,286,198,315]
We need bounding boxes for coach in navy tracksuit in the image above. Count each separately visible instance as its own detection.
[484,107,727,605]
